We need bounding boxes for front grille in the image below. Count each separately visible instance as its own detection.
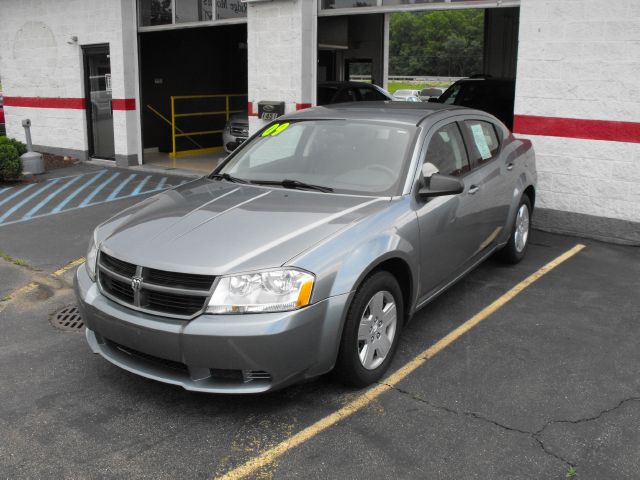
[98,251,215,318]
[146,268,214,290]
[101,275,134,303]
[144,290,206,316]
[101,252,137,277]
[230,124,248,137]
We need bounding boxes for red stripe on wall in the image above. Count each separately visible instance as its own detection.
[111,99,136,111]
[514,115,640,144]
[3,96,86,109]
[296,103,312,111]
[3,97,137,111]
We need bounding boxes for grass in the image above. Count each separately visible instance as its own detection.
[0,251,30,268]
[566,466,577,478]
[387,80,453,94]
[1,295,11,302]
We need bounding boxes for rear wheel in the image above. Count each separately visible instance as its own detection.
[500,195,532,264]
[335,271,404,387]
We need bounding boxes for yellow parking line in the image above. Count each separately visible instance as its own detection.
[52,257,85,278]
[9,282,39,299]
[216,243,586,480]
[2,257,85,302]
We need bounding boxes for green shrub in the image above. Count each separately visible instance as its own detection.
[0,136,27,156]
[0,143,22,180]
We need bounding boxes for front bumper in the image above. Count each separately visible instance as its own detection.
[74,265,350,393]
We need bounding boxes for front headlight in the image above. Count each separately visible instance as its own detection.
[85,234,98,282]
[207,268,314,314]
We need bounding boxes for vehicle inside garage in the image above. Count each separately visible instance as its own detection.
[139,23,247,170]
[318,5,520,128]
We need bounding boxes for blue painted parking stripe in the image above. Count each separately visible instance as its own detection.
[0,187,12,196]
[51,170,107,213]
[0,179,61,223]
[131,175,152,195]
[22,175,83,220]
[106,174,136,201]
[156,177,167,190]
[79,172,120,207]
[0,183,36,207]
[0,175,177,228]
[138,177,170,195]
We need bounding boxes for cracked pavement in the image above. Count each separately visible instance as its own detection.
[1,170,639,480]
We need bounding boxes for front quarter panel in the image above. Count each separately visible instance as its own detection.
[286,197,420,374]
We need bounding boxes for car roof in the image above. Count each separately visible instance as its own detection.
[318,81,381,88]
[281,101,469,126]
[452,77,515,85]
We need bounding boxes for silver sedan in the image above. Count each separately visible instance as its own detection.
[75,102,536,393]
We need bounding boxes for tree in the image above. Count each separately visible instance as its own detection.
[389,10,484,77]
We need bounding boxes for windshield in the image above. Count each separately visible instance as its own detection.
[217,120,417,196]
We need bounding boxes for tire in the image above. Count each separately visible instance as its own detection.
[500,195,532,264]
[334,271,404,387]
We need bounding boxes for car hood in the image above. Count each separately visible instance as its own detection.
[97,178,388,275]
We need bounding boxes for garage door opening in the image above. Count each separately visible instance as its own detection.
[318,5,520,129]
[139,24,247,172]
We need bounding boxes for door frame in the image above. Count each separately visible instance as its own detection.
[82,44,114,160]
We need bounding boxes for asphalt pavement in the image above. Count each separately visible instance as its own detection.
[0,166,639,479]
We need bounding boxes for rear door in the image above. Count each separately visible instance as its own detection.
[457,117,513,265]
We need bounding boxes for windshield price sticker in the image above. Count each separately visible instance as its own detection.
[261,123,290,137]
[470,124,492,160]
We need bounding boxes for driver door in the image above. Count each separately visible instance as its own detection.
[415,119,486,302]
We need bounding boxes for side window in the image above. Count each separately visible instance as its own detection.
[440,84,461,105]
[333,87,357,104]
[463,120,500,166]
[423,123,470,177]
[358,87,388,101]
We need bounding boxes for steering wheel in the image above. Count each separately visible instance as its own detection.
[365,164,395,177]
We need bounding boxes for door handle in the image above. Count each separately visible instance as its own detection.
[506,163,514,171]
[468,185,480,195]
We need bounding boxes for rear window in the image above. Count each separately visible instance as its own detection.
[358,87,388,101]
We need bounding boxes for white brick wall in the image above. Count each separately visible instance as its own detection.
[515,0,640,224]
[247,0,317,134]
[0,0,140,161]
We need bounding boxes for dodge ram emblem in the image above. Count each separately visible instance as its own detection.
[131,276,143,292]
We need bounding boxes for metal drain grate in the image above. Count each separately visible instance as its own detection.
[51,305,84,332]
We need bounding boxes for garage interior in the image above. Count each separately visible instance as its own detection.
[139,24,247,171]
[318,6,520,125]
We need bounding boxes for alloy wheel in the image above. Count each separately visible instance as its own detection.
[514,203,530,253]
[357,290,397,370]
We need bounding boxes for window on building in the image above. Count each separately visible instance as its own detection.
[138,0,247,28]
[139,0,172,26]
[322,0,378,8]
[216,0,247,19]
[175,0,205,23]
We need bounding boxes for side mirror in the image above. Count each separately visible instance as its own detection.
[418,173,464,198]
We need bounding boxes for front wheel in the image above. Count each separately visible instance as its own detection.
[500,195,532,264]
[334,271,404,387]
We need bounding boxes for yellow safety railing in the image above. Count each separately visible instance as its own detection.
[170,94,246,158]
